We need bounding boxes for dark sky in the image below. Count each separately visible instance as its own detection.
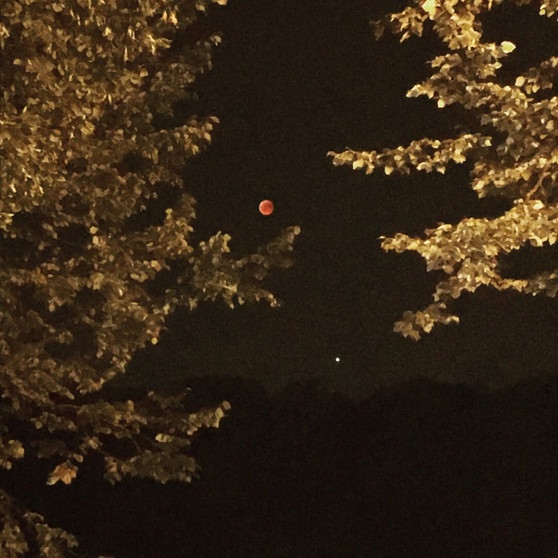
[121,0,558,399]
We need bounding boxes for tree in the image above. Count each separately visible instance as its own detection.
[0,0,300,555]
[328,0,558,339]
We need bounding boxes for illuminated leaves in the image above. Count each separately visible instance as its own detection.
[394,311,432,341]
[1,0,298,554]
[186,226,301,309]
[394,304,459,341]
[331,0,558,338]
[421,0,438,19]
[0,439,25,470]
[500,40,516,54]
[104,452,199,484]
[0,489,79,557]
[540,0,558,16]
[381,200,558,338]
[47,461,78,486]
[328,134,487,176]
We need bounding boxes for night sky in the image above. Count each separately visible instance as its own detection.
[118,0,558,398]
[9,2,558,556]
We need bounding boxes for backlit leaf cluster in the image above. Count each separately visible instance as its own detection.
[0,0,299,555]
[329,0,558,339]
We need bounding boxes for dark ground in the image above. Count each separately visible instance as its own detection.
[9,374,558,557]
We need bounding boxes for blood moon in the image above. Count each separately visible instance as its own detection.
[258,199,274,216]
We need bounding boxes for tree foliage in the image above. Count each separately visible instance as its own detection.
[329,0,558,339]
[0,0,299,555]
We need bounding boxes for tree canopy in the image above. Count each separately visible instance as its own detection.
[329,0,558,339]
[0,0,299,555]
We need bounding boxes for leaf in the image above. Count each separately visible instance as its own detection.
[501,41,516,53]
[421,0,437,18]
[47,462,78,485]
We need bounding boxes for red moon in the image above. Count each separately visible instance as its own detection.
[258,199,274,216]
